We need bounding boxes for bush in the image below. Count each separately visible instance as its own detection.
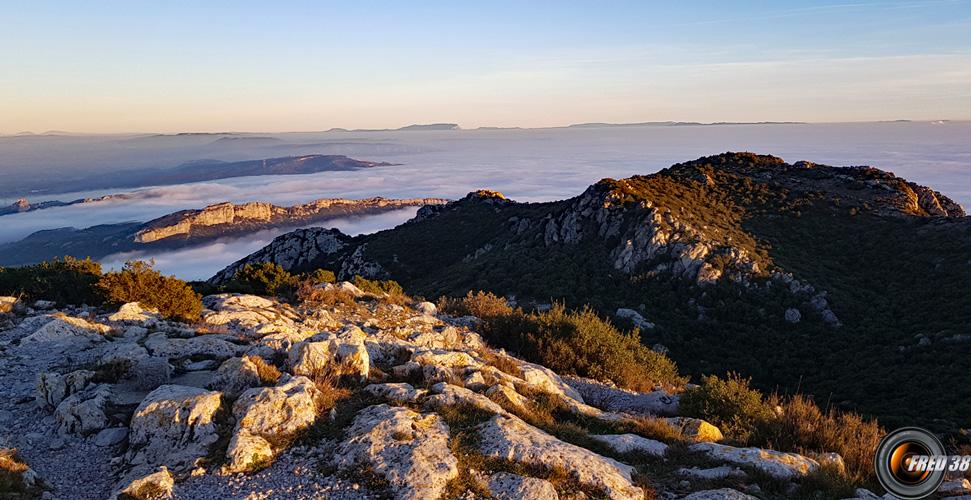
[301,269,336,285]
[352,275,404,296]
[0,256,103,305]
[524,304,685,392]
[438,290,514,319]
[245,355,282,385]
[230,262,297,297]
[98,261,202,322]
[755,394,883,483]
[680,372,775,443]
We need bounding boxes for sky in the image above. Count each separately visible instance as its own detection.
[2,0,971,133]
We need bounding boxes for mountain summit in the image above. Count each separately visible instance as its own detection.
[213,153,971,429]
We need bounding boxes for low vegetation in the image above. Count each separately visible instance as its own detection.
[0,256,103,305]
[681,373,883,484]
[98,261,203,322]
[439,291,685,391]
[0,448,38,497]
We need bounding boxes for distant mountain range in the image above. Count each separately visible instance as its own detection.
[212,152,971,430]
[0,197,445,266]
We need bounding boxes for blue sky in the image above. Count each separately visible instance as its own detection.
[2,0,970,132]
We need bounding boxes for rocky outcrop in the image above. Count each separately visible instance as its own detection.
[689,442,820,479]
[477,414,644,500]
[334,404,458,499]
[211,228,351,283]
[135,197,447,243]
[487,472,559,500]
[224,376,321,473]
[126,385,224,472]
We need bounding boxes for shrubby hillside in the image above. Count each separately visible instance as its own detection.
[214,152,971,431]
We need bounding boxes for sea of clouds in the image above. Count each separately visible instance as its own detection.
[2,121,969,280]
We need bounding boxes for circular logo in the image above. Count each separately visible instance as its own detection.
[875,427,946,499]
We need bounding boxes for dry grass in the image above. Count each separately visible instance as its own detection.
[756,394,884,484]
[477,349,523,378]
[297,284,359,309]
[437,291,513,319]
[310,372,354,414]
[0,449,35,496]
[244,355,282,385]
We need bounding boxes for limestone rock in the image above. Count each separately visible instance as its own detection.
[113,466,174,500]
[126,385,223,471]
[682,488,759,500]
[476,414,643,500]
[207,356,262,397]
[334,404,458,500]
[565,376,679,416]
[664,417,723,442]
[518,362,584,402]
[364,383,427,404]
[423,382,509,416]
[487,472,559,500]
[677,466,746,480]
[225,376,320,472]
[20,314,109,347]
[107,302,160,325]
[0,296,18,313]
[288,336,370,381]
[486,384,530,414]
[36,369,95,410]
[95,427,130,447]
[201,294,301,338]
[784,307,802,323]
[144,332,246,360]
[689,442,819,479]
[616,308,655,329]
[591,433,668,457]
[54,385,112,435]
[415,301,437,316]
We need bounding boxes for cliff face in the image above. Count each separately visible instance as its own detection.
[134,197,448,243]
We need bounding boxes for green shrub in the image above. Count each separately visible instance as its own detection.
[524,304,685,392]
[230,262,297,296]
[300,269,336,285]
[0,256,104,305]
[352,275,404,296]
[438,290,514,319]
[680,372,774,443]
[98,261,202,322]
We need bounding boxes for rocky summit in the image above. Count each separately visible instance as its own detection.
[0,283,884,500]
[212,152,971,430]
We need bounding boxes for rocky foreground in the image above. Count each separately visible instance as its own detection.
[0,288,927,499]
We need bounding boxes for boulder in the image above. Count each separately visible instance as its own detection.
[476,414,643,500]
[107,302,160,325]
[411,348,481,369]
[207,356,262,397]
[144,332,246,360]
[20,314,109,347]
[54,385,112,435]
[334,404,458,500]
[487,472,558,500]
[201,294,301,338]
[113,466,174,500]
[486,384,530,414]
[616,308,655,329]
[677,466,746,480]
[130,357,173,390]
[289,338,369,381]
[94,427,130,447]
[126,385,223,471]
[682,488,759,500]
[591,433,668,457]
[784,307,801,324]
[364,383,427,404]
[518,362,584,402]
[423,382,509,416]
[664,417,723,442]
[689,442,819,480]
[36,369,95,410]
[564,376,678,416]
[224,376,320,472]
[415,301,437,316]
[810,451,846,475]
